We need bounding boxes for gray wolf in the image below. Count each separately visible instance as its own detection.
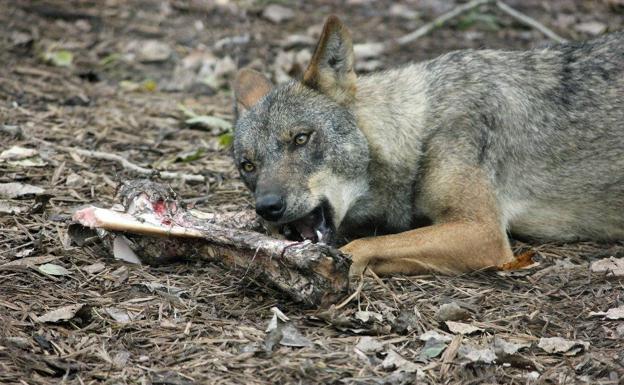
[232,15,624,276]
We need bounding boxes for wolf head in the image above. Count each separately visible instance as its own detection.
[232,16,370,244]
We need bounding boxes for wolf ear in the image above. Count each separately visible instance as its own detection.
[303,15,356,105]
[233,68,273,117]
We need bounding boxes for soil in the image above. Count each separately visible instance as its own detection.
[1,1,623,384]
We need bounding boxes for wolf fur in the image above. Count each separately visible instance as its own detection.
[232,15,624,276]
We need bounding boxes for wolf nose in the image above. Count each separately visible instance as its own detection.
[256,194,286,221]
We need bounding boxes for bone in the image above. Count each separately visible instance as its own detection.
[72,180,351,307]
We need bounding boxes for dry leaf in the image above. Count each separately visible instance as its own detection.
[537,337,589,355]
[0,146,38,160]
[2,255,61,267]
[420,337,448,359]
[82,262,106,274]
[499,251,537,271]
[382,350,421,373]
[0,200,26,214]
[589,305,624,320]
[355,336,385,354]
[446,321,483,335]
[419,330,453,342]
[38,263,71,276]
[354,311,383,323]
[112,236,142,264]
[34,303,85,323]
[104,307,140,324]
[0,182,45,199]
[279,324,313,348]
[437,302,471,321]
[112,350,130,368]
[458,345,497,364]
[590,257,624,277]
[492,337,531,356]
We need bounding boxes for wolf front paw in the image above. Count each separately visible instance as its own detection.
[340,239,373,277]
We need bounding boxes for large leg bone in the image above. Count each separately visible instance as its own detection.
[72,180,351,307]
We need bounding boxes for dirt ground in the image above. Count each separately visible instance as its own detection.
[1,0,624,384]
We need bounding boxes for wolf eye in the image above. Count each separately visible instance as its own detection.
[294,133,309,146]
[241,161,255,173]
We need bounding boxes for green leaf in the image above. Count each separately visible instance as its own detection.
[218,132,234,149]
[141,79,157,92]
[44,50,73,67]
[175,148,204,163]
[420,338,447,359]
[119,79,157,93]
[185,116,232,131]
[98,53,121,67]
[177,104,198,119]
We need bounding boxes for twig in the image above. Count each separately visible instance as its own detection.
[367,268,403,306]
[396,0,492,46]
[440,334,463,378]
[495,1,567,43]
[334,276,364,310]
[33,138,207,183]
[392,0,566,49]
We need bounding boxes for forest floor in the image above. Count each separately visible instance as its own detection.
[1,1,623,384]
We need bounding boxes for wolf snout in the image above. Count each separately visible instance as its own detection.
[255,193,286,221]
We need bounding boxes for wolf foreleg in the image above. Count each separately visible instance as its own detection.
[341,221,513,276]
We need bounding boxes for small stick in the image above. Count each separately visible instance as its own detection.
[33,138,207,183]
[396,0,493,46]
[334,277,364,310]
[367,268,403,306]
[495,1,567,43]
[390,0,566,51]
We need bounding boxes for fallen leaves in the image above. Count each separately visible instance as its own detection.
[381,350,421,373]
[33,304,85,323]
[0,200,27,214]
[0,182,45,199]
[354,336,385,354]
[445,321,484,335]
[436,302,471,321]
[492,337,530,356]
[457,345,497,364]
[590,257,624,277]
[0,146,38,161]
[589,305,624,320]
[419,335,449,360]
[2,255,61,267]
[38,263,72,276]
[43,50,73,67]
[537,337,589,356]
[82,262,106,274]
[103,307,141,324]
[264,307,313,351]
[178,104,232,132]
[499,250,538,271]
[112,236,142,265]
